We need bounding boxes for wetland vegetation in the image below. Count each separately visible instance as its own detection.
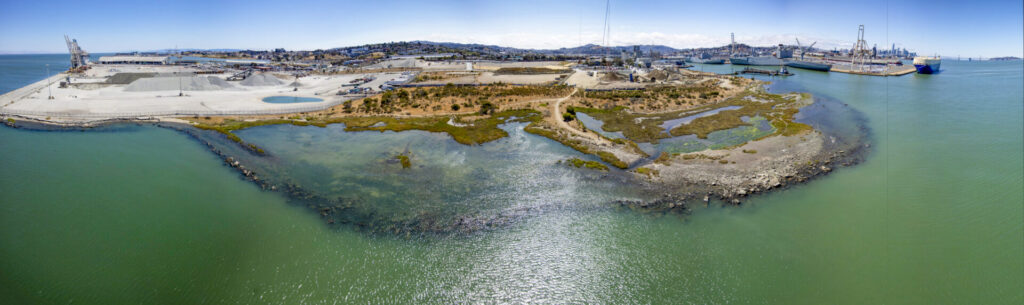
[572,90,812,144]
[187,75,815,174]
[565,157,610,171]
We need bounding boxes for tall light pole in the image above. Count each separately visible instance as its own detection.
[46,64,53,100]
[178,71,183,96]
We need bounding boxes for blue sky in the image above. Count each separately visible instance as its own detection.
[1,0,1021,57]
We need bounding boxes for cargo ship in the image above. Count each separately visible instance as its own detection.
[913,56,941,74]
[690,57,725,64]
[729,57,750,65]
[729,56,783,66]
[785,60,832,72]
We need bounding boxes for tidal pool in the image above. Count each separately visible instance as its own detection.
[576,112,625,139]
[658,105,743,132]
[226,121,652,233]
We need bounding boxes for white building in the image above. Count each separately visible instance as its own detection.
[98,55,169,65]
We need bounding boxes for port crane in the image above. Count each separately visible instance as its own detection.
[64,35,90,72]
[850,25,871,72]
[794,38,817,60]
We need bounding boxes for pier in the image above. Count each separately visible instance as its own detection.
[735,67,792,76]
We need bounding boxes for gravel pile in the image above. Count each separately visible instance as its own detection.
[601,72,626,82]
[240,73,285,86]
[105,73,157,85]
[125,76,235,92]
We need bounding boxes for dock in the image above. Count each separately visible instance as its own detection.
[735,67,792,76]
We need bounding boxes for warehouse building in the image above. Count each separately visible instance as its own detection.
[98,55,170,65]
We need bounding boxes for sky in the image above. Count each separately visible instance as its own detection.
[0,0,1021,57]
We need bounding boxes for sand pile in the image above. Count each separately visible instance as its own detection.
[646,70,669,81]
[125,76,235,92]
[240,73,285,86]
[600,72,625,82]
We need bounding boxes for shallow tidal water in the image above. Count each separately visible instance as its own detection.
[2,55,1022,304]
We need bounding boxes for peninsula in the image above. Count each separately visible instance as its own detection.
[1,41,868,217]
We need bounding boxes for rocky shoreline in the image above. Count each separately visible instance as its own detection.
[616,132,870,212]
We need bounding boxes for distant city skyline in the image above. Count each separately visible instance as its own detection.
[1,0,1021,57]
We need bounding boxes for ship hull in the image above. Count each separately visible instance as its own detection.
[914,63,939,74]
[729,57,750,65]
[748,56,784,66]
[912,57,941,74]
[785,60,832,71]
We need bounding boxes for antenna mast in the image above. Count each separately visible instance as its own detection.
[730,33,735,55]
[602,0,612,69]
[602,0,611,48]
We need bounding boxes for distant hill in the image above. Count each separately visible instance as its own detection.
[145,48,243,54]
[989,56,1022,61]
[362,41,682,56]
[546,44,680,55]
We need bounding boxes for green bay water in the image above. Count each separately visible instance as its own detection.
[1,55,1022,304]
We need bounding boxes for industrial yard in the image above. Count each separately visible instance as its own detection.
[0,65,415,122]
[0,24,940,128]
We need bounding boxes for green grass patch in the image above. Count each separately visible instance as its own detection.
[339,109,541,145]
[575,90,814,144]
[523,124,629,169]
[671,91,812,139]
[193,109,543,147]
[654,152,672,164]
[395,154,411,168]
[596,151,628,169]
[566,157,609,171]
[635,167,659,177]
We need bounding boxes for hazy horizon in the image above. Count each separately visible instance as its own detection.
[1,0,1021,58]
[1,41,1020,60]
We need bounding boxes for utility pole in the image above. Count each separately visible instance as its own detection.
[46,64,53,100]
[178,71,183,96]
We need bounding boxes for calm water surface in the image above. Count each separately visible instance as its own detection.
[262,96,324,104]
[2,54,1022,304]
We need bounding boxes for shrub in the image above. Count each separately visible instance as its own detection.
[478,101,496,115]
